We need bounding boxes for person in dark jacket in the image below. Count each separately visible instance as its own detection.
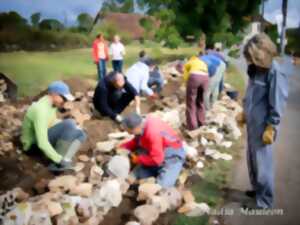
[93,71,140,122]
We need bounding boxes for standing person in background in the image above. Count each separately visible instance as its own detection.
[183,56,208,130]
[208,47,228,95]
[200,52,226,109]
[110,35,126,72]
[92,33,109,80]
[237,33,289,209]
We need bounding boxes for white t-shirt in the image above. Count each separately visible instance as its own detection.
[109,42,125,60]
[125,61,153,96]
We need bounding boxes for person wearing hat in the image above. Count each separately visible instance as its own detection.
[120,113,186,188]
[125,53,159,101]
[93,71,140,122]
[237,33,289,209]
[21,81,87,171]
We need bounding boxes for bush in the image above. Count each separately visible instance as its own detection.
[155,26,183,49]
[212,32,242,48]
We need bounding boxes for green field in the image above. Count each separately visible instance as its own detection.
[0,43,194,96]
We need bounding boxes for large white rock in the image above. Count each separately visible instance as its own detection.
[3,202,32,225]
[134,204,160,225]
[183,142,198,159]
[89,164,104,184]
[48,175,78,192]
[28,211,52,225]
[46,201,63,217]
[108,131,131,140]
[178,202,210,217]
[148,195,170,213]
[70,183,93,197]
[107,155,130,179]
[125,221,141,225]
[96,140,117,153]
[160,187,182,210]
[138,183,162,201]
[92,179,122,211]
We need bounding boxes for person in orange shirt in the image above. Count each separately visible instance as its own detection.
[92,33,109,80]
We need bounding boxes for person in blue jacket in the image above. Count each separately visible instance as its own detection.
[200,52,226,109]
[237,33,289,209]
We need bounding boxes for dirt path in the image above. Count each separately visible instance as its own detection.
[222,58,300,225]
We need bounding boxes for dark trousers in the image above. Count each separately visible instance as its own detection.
[97,59,107,80]
[186,74,209,130]
[112,60,123,72]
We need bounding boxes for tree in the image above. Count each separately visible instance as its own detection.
[0,11,27,30]
[136,0,261,46]
[101,0,134,13]
[77,13,93,32]
[31,12,41,28]
[139,17,154,39]
[39,19,64,31]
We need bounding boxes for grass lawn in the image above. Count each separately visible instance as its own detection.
[0,42,193,97]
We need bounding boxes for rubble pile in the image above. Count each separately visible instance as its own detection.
[0,79,7,102]
[0,105,27,156]
[0,62,243,225]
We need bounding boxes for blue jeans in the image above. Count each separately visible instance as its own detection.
[133,147,186,188]
[97,59,107,80]
[48,119,86,155]
[148,68,164,93]
[112,60,123,72]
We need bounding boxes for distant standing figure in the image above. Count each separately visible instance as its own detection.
[110,35,126,72]
[92,33,109,80]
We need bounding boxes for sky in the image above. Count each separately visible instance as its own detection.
[0,0,299,28]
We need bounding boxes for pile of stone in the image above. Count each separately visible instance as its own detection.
[0,105,27,156]
[0,79,7,102]
[0,62,243,225]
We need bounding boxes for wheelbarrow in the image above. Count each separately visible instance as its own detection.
[0,73,18,101]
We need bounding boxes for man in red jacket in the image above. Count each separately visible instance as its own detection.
[92,33,109,80]
[120,113,186,188]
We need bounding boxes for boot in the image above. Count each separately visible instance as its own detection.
[48,139,81,172]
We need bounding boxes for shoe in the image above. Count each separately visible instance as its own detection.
[48,161,73,172]
[245,190,256,198]
[241,199,263,210]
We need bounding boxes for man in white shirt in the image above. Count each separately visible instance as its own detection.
[125,57,158,100]
[110,35,126,72]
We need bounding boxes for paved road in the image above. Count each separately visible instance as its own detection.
[223,57,300,225]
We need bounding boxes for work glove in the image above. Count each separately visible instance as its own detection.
[115,114,123,123]
[236,111,246,127]
[148,93,158,101]
[262,124,275,145]
[130,153,139,165]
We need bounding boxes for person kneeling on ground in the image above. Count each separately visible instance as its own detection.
[93,71,140,122]
[120,113,186,188]
[125,55,159,101]
[21,81,87,172]
[148,65,165,94]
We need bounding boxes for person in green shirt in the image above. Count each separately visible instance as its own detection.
[21,81,87,171]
